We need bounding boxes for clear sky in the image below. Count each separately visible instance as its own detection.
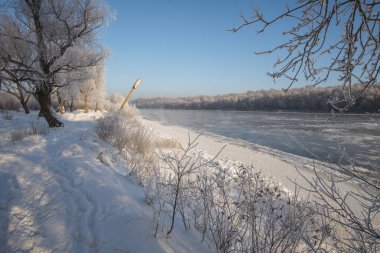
[100,0,334,99]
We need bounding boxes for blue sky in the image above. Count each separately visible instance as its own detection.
[101,0,335,99]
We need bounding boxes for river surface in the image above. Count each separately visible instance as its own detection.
[140,109,380,170]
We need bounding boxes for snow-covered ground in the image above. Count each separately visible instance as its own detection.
[141,117,365,199]
[0,110,372,252]
[0,111,215,253]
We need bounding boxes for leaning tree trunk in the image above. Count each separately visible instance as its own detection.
[56,90,65,114]
[38,93,50,117]
[36,90,64,127]
[20,100,30,114]
[69,97,74,112]
[83,95,89,113]
[16,83,30,114]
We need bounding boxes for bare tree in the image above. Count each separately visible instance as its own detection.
[55,88,65,114]
[80,84,93,113]
[0,40,33,113]
[155,134,225,236]
[232,2,380,249]
[76,63,104,113]
[0,78,32,114]
[231,0,380,113]
[0,0,112,127]
[92,64,105,112]
[54,66,97,113]
[296,153,380,252]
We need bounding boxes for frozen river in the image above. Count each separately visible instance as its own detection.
[140,109,380,170]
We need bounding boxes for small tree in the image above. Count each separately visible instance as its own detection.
[155,134,225,236]
[80,84,94,113]
[92,64,105,112]
[0,78,31,114]
[0,45,33,114]
[77,63,105,113]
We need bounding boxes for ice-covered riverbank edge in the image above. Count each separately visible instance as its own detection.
[141,116,377,194]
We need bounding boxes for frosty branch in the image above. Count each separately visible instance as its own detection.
[231,0,380,112]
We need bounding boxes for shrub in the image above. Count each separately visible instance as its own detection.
[96,110,153,154]
[10,120,48,143]
[29,120,49,136]
[96,110,376,252]
[96,110,156,180]
[10,129,30,143]
[2,111,13,120]
[148,136,334,252]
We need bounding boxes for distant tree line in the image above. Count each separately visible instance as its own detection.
[133,84,380,113]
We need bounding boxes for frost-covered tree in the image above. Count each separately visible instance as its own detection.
[93,64,105,112]
[231,1,380,249]
[49,62,105,113]
[107,92,125,108]
[87,63,105,112]
[0,74,32,114]
[0,33,34,114]
[53,68,90,113]
[76,63,105,113]
[231,0,379,113]
[0,0,112,127]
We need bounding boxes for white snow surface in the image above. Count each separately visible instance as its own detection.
[0,111,370,253]
[0,111,215,253]
[141,117,366,205]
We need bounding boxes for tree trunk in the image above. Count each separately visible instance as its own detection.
[56,90,65,114]
[16,83,30,114]
[36,91,64,127]
[83,95,89,113]
[69,98,74,112]
[20,100,30,114]
[167,177,181,236]
[38,93,51,117]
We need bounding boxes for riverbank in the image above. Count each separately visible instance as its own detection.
[139,109,380,171]
[141,117,369,198]
[1,110,377,252]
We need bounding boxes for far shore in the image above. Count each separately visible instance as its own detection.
[136,107,380,115]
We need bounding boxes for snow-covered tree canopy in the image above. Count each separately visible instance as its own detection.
[0,0,113,127]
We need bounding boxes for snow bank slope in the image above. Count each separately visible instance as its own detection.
[0,111,214,253]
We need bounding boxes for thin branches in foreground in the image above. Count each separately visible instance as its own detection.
[96,111,379,252]
[231,0,380,113]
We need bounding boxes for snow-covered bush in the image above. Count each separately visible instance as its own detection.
[10,129,30,143]
[96,109,156,180]
[96,113,372,252]
[10,120,48,143]
[147,136,335,252]
[185,162,325,253]
[96,109,136,144]
[153,135,223,236]
[299,162,380,253]
[29,120,49,136]
[104,93,140,115]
